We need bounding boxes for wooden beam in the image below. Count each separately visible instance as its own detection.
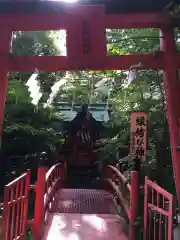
[7,53,164,72]
[104,12,168,29]
[0,13,68,31]
[0,8,169,31]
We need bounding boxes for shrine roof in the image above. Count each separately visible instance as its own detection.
[54,103,112,122]
[0,0,178,14]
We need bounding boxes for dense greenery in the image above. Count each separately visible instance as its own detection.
[0,31,63,191]
[0,28,177,200]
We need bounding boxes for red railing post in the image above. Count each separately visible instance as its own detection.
[33,166,47,239]
[143,176,148,240]
[23,169,31,235]
[129,170,140,240]
[168,194,173,240]
[3,186,9,240]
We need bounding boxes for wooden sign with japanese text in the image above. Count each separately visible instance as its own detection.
[130,112,148,162]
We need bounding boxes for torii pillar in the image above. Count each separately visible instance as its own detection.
[0,28,12,146]
[160,26,180,204]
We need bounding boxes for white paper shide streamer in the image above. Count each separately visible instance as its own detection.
[26,69,42,105]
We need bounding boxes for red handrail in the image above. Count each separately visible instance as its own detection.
[106,165,131,191]
[33,162,67,239]
[103,165,140,240]
[104,165,131,218]
[44,162,66,212]
[3,170,30,240]
[144,177,173,240]
[145,179,172,201]
[46,163,62,180]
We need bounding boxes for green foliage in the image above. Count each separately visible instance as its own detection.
[105,28,173,193]
[107,28,159,55]
[0,31,65,192]
[2,124,59,155]
[12,31,60,56]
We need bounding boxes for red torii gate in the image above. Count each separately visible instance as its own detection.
[0,3,180,204]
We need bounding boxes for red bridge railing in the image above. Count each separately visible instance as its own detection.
[45,162,66,217]
[33,162,67,239]
[3,170,30,240]
[104,165,131,216]
[2,161,173,240]
[104,165,140,240]
[144,177,173,240]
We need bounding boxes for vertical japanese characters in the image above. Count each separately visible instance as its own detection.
[130,112,147,162]
[82,19,90,54]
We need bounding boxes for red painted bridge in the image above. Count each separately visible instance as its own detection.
[43,189,128,240]
[2,161,173,240]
